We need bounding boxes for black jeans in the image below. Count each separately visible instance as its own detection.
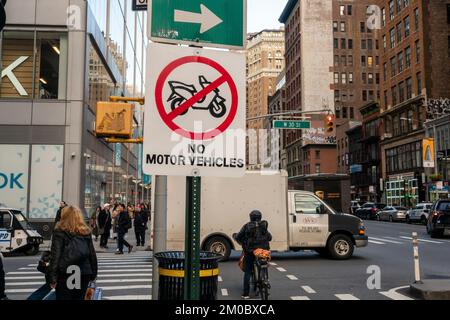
[100,229,110,247]
[0,255,5,299]
[243,253,255,296]
[135,230,145,246]
[55,275,91,300]
[117,232,131,252]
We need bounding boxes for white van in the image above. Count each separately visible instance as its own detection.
[0,208,43,255]
[161,171,368,260]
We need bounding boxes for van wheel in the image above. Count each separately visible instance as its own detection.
[327,234,354,260]
[204,236,231,262]
[24,244,39,256]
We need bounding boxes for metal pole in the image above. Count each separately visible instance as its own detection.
[433,124,438,176]
[152,176,167,300]
[412,232,422,283]
[112,143,115,203]
[184,176,201,300]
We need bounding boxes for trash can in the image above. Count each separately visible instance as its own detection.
[154,251,220,300]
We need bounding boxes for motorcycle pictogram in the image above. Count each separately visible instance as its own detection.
[167,75,227,118]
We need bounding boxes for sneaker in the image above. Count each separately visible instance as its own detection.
[128,245,134,253]
[241,295,250,299]
[115,251,124,255]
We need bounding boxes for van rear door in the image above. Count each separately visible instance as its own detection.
[289,192,329,247]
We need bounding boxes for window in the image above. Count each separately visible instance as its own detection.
[334,90,340,101]
[404,0,409,7]
[343,106,348,118]
[368,39,373,50]
[0,212,12,229]
[389,0,395,20]
[447,4,450,24]
[368,90,374,101]
[398,52,404,73]
[376,56,380,66]
[348,55,353,66]
[383,63,388,81]
[315,150,320,159]
[333,21,338,32]
[363,90,368,101]
[382,8,386,27]
[361,55,366,67]
[294,194,324,214]
[334,38,339,49]
[350,107,354,119]
[340,22,346,32]
[383,35,387,51]
[362,72,367,84]
[396,0,402,13]
[406,77,413,99]
[384,90,388,107]
[334,55,339,66]
[0,31,68,100]
[376,39,379,50]
[347,5,352,15]
[334,72,340,84]
[416,72,422,95]
[405,46,411,68]
[414,8,419,31]
[341,55,347,66]
[361,39,367,49]
[342,73,347,84]
[348,39,353,49]
[360,22,366,33]
[390,28,396,48]
[390,56,396,77]
[341,38,347,49]
[340,5,345,16]
[404,16,411,37]
[376,73,380,84]
[398,23,404,44]
[368,73,374,84]
[392,86,398,105]
[368,56,373,67]
[448,36,450,57]
[415,40,420,63]
[399,81,405,103]
[349,72,353,84]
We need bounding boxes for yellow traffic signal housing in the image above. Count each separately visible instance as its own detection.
[325,114,335,133]
[95,102,134,138]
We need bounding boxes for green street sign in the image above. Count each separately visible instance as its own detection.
[273,120,311,130]
[149,0,246,50]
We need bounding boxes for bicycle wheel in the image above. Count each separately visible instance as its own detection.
[259,267,269,300]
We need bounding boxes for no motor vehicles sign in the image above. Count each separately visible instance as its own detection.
[143,43,246,177]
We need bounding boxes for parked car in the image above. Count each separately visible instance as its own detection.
[355,203,386,220]
[406,203,433,225]
[427,200,450,238]
[378,206,408,222]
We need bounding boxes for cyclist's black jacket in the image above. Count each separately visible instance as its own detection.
[236,220,272,254]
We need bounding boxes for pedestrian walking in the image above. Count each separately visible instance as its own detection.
[116,204,133,254]
[0,251,8,300]
[89,206,101,241]
[111,204,120,241]
[48,205,98,300]
[54,201,67,225]
[98,204,112,249]
[133,205,146,247]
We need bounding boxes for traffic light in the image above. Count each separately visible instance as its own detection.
[325,114,335,133]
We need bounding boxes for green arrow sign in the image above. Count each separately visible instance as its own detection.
[273,120,311,130]
[149,0,246,49]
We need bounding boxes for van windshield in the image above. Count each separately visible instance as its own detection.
[11,210,34,230]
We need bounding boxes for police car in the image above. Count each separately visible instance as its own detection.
[0,208,43,255]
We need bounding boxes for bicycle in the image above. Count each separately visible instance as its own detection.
[251,253,271,300]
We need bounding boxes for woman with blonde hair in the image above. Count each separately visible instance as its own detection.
[48,205,98,300]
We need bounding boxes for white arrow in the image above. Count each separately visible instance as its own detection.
[174,4,223,34]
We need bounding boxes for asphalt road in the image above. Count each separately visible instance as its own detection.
[217,220,450,300]
[2,220,450,300]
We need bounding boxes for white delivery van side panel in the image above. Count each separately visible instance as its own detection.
[165,171,290,252]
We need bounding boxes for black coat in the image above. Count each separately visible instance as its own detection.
[117,211,131,234]
[133,212,146,232]
[48,230,98,284]
[97,209,112,232]
[235,220,272,254]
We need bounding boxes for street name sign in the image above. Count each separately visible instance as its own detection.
[143,43,246,177]
[148,0,246,50]
[132,0,148,11]
[273,120,311,129]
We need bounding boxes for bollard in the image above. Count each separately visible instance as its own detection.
[412,232,422,284]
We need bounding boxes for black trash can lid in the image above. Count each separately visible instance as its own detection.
[154,251,221,262]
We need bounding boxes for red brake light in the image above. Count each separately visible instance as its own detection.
[371,208,377,213]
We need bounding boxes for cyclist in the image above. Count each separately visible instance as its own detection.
[235,210,272,299]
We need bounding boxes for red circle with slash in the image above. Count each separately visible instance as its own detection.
[154,55,238,140]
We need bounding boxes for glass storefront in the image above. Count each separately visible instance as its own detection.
[386,178,419,207]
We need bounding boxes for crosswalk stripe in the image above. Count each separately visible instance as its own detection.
[287,275,298,280]
[6,281,44,286]
[101,285,152,291]
[7,272,41,275]
[97,259,152,263]
[99,269,153,273]
[380,286,414,300]
[96,279,151,284]
[276,267,286,272]
[301,286,316,294]
[5,289,36,293]
[400,236,443,244]
[335,294,360,300]
[104,295,152,300]
[19,267,37,270]
[221,289,228,296]
[368,239,386,245]
[98,262,152,265]
[6,276,44,280]
[291,296,310,300]
[370,237,403,244]
[98,273,152,278]
[96,265,153,269]
[269,262,277,266]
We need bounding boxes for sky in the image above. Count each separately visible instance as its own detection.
[247,0,289,33]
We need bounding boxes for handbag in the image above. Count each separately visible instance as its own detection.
[37,251,51,274]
